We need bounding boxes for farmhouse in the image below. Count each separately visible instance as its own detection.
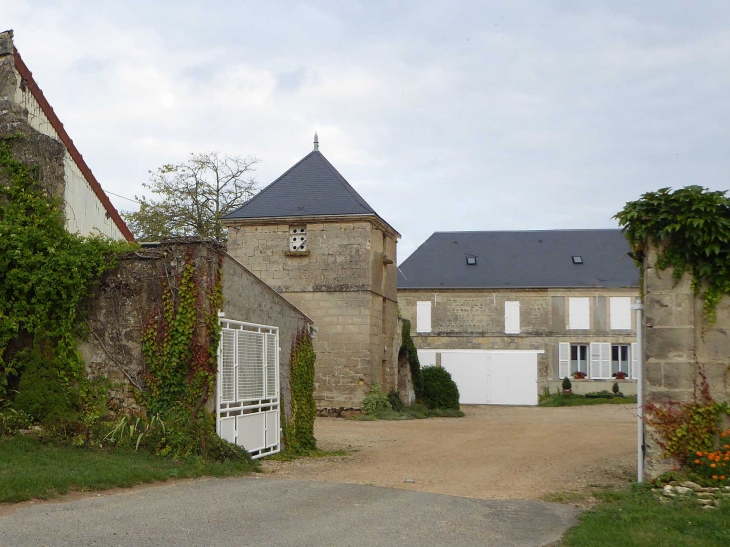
[397,229,640,405]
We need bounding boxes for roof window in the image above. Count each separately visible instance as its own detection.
[466,256,477,266]
[572,256,583,265]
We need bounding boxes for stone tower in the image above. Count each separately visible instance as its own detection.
[222,138,400,410]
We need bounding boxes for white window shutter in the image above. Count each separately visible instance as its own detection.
[558,342,570,379]
[600,343,611,378]
[505,301,520,334]
[416,301,432,333]
[610,297,632,330]
[631,342,638,379]
[568,297,590,330]
[589,342,601,379]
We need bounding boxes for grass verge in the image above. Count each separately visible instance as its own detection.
[539,394,638,407]
[0,435,258,504]
[355,403,465,421]
[559,484,730,546]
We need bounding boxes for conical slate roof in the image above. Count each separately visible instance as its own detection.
[223,151,378,220]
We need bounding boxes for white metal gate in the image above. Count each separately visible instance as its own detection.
[217,318,280,459]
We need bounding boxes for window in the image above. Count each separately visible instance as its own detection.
[568,297,590,330]
[504,301,520,334]
[466,256,477,265]
[289,226,307,251]
[610,297,632,330]
[589,342,612,379]
[416,301,432,333]
[612,344,630,375]
[570,344,588,375]
[572,256,583,264]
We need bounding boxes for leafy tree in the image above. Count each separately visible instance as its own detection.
[122,152,257,241]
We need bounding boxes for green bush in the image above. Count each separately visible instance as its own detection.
[362,383,391,415]
[421,366,460,410]
[585,391,614,399]
[0,408,34,436]
[12,338,78,424]
[387,389,404,412]
[562,376,572,391]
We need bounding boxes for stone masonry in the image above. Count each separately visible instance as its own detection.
[398,288,639,395]
[226,219,400,409]
[643,242,730,479]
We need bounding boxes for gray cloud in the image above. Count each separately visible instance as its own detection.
[7,0,730,258]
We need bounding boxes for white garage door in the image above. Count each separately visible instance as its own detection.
[419,350,539,406]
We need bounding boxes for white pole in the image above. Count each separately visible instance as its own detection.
[632,299,645,483]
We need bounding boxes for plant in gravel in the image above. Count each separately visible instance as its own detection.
[421,366,460,410]
[362,383,391,415]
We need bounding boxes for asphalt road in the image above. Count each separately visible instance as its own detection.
[0,477,580,547]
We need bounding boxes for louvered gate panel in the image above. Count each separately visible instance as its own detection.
[220,330,236,403]
[217,319,280,459]
[237,330,264,401]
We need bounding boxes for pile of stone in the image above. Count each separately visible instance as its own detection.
[657,481,730,509]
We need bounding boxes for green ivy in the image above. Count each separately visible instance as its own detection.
[0,134,129,410]
[142,254,222,419]
[399,320,423,400]
[285,328,317,452]
[615,186,730,322]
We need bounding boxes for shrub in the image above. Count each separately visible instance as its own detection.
[362,383,391,415]
[562,376,572,391]
[612,382,620,395]
[421,366,460,410]
[387,389,404,412]
[0,408,34,436]
[400,320,423,400]
[585,391,614,399]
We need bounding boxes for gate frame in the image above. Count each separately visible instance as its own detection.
[216,317,281,459]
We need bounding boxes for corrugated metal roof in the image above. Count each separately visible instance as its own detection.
[223,150,377,220]
[398,229,639,289]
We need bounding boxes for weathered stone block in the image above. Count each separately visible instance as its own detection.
[662,362,695,390]
[645,327,694,360]
[644,294,674,327]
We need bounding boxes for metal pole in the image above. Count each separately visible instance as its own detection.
[632,299,645,483]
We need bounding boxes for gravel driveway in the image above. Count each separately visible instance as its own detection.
[0,477,580,547]
[263,404,637,500]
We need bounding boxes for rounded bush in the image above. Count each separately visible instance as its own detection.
[421,366,460,410]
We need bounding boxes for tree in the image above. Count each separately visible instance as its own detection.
[122,152,257,241]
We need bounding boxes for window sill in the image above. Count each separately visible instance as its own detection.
[285,250,310,257]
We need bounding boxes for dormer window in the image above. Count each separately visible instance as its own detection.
[572,256,583,265]
[290,226,307,252]
[466,256,477,266]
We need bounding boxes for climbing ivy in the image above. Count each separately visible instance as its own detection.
[0,134,129,412]
[399,320,423,400]
[141,253,222,420]
[615,186,730,322]
[285,328,317,452]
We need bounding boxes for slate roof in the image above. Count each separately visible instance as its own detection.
[398,229,639,289]
[224,151,394,228]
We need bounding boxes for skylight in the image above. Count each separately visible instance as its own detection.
[572,256,583,264]
[466,256,477,266]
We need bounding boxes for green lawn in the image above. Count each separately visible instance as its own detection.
[560,485,730,546]
[0,435,258,503]
[540,394,638,407]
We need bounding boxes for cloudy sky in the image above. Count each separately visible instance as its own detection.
[6,1,730,259]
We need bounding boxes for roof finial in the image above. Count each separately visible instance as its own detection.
[313,132,319,151]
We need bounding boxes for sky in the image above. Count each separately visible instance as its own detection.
[5,1,730,260]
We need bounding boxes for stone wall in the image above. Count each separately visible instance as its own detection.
[79,240,310,418]
[643,242,730,478]
[398,288,638,391]
[226,217,400,409]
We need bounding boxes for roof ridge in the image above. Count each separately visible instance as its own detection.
[431,228,623,235]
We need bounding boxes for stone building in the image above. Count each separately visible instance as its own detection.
[397,229,640,404]
[0,30,132,241]
[223,136,401,410]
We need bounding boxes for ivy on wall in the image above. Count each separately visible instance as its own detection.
[399,320,423,400]
[285,328,317,452]
[615,185,730,322]
[0,134,129,418]
[142,252,222,420]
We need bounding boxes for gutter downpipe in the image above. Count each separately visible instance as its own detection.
[632,298,645,483]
